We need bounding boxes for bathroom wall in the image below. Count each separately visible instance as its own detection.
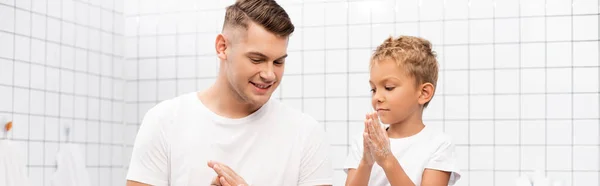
[0,0,126,185]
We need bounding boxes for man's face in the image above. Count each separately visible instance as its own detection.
[220,22,289,107]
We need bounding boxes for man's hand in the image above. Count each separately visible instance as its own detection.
[207,161,249,186]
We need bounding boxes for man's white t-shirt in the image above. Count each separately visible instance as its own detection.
[126,92,333,186]
[344,125,461,186]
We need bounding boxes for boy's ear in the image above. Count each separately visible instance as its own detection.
[418,83,435,105]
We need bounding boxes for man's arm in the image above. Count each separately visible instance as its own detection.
[297,115,334,186]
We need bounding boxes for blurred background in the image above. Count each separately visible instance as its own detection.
[0,0,599,185]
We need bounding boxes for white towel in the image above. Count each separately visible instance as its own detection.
[0,140,30,186]
[51,144,92,186]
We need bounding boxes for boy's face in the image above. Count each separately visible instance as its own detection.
[218,22,289,107]
[369,59,423,125]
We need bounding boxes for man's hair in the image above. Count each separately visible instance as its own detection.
[223,0,295,37]
[371,36,439,108]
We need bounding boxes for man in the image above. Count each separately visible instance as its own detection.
[125,0,333,186]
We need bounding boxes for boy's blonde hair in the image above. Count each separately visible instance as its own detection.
[371,36,439,108]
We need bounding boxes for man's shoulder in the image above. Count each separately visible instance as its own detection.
[144,92,195,119]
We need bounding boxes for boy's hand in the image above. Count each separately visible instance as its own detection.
[208,161,249,186]
[364,112,393,166]
[361,114,375,166]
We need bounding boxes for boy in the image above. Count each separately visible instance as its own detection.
[344,36,461,186]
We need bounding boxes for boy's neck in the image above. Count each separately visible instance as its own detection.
[386,112,425,139]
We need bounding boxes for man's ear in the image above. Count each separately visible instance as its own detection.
[418,83,435,105]
[215,34,227,60]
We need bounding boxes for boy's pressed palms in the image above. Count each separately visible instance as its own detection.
[365,112,393,166]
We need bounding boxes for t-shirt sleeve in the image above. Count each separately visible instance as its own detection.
[297,115,333,186]
[126,101,173,186]
[424,136,462,185]
[343,134,363,174]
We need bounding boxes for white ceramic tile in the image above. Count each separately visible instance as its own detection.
[74,96,87,119]
[521,17,545,42]
[124,103,137,123]
[469,0,494,18]
[348,97,372,121]
[547,68,572,93]
[445,96,469,120]
[573,0,599,14]
[520,0,545,16]
[303,51,325,74]
[303,3,324,26]
[573,41,599,67]
[138,37,157,58]
[547,146,572,171]
[444,70,468,94]
[15,9,30,36]
[31,0,46,14]
[521,146,546,170]
[197,56,217,78]
[43,142,58,166]
[419,22,443,46]
[495,69,519,94]
[324,2,347,25]
[348,1,370,24]
[495,95,519,119]
[88,74,100,97]
[156,80,176,101]
[573,15,599,41]
[574,94,599,119]
[547,42,572,67]
[326,98,348,121]
[546,120,572,145]
[371,24,395,47]
[138,0,157,14]
[573,120,599,145]
[520,43,545,68]
[370,0,395,23]
[157,35,176,57]
[521,69,546,93]
[444,0,468,19]
[469,45,494,69]
[30,39,45,65]
[469,120,493,145]
[394,0,418,22]
[469,95,493,119]
[325,122,347,145]
[348,73,370,97]
[325,50,348,73]
[28,116,44,141]
[0,58,13,85]
[45,67,60,92]
[125,37,138,58]
[494,44,519,68]
[303,98,325,121]
[573,68,598,92]
[60,94,74,118]
[469,20,493,44]
[45,92,59,116]
[45,117,59,141]
[444,46,468,69]
[177,57,196,78]
[138,81,157,102]
[177,34,196,56]
[395,22,419,37]
[573,172,598,186]
[13,36,30,62]
[157,58,176,79]
[520,120,546,145]
[495,121,519,145]
[348,25,370,48]
[87,98,102,121]
[86,144,99,166]
[176,79,196,95]
[495,146,520,170]
[573,146,599,171]
[0,85,12,112]
[547,0,572,15]
[419,0,443,21]
[29,141,44,165]
[494,0,519,17]
[348,49,371,72]
[281,75,302,98]
[13,87,29,113]
[325,74,347,97]
[444,21,468,45]
[60,70,75,94]
[0,5,15,32]
[303,75,325,98]
[304,27,325,50]
[470,146,493,169]
[520,94,546,119]
[547,94,572,119]
[547,16,572,42]
[31,14,47,40]
[444,121,469,145]
[285,51,302,75]
[469,70,493,94]
[13,61,29,88]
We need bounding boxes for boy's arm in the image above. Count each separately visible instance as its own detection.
[344,161,373,186]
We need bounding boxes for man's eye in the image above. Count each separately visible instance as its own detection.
[250,58,263,63]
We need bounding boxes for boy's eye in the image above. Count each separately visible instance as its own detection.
[385,87,395,91]
[370,88,376,93]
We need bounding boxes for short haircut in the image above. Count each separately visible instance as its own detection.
[371,36,439,108]
[223,0,295,37]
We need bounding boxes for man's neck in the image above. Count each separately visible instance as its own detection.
[198,79,262,119]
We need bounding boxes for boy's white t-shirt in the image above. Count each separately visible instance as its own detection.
[126,92,333,186]
[344,125,461,186]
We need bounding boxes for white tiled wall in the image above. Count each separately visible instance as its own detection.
[0,0,126,185]
[123,0,600,185]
